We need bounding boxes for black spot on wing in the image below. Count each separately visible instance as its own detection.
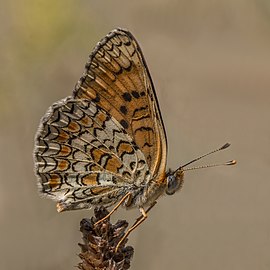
[122,92,132,102]
[131,91,140,99]
[120,119,129,129]
[92,93,100,103]
[120,105,128,114]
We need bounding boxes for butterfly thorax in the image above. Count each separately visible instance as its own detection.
[125,168,184,209]
[124,170,167,209]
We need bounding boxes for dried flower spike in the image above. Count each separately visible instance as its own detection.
[78,206,134,270]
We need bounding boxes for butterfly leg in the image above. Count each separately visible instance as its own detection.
[94,192,132,226]
[115,201,157,252]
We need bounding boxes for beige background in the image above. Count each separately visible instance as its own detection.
[1,1,270,269]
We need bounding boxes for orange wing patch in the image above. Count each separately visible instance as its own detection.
[57,159,70,171]
[59,145,72,157]
[91,186,111,195]
[81,174,99,186]
[57,130,69,142]
[48,174,61,189]
[66,121,81,133]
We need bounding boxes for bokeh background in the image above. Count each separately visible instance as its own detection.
[1,1,270,269]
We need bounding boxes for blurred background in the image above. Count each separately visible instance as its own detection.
[1,0,270,269]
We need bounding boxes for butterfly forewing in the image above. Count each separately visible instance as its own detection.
[74,28,167,179]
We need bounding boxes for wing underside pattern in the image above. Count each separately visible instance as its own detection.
[34,28,168,211]
[34,97,149,210]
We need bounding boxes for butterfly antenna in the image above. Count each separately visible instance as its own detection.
[182,160,237,172]
[175,143,236,172]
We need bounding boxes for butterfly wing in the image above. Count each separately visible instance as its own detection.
[34,29,168,211]
[34,97,150,211]
[74,28,167,181]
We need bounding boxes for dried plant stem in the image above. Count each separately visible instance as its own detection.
[78,206,134,270]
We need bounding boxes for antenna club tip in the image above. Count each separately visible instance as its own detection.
[220,143,231,150]
[226,160,237,165]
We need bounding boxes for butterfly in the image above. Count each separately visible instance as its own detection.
[34,28,236,250]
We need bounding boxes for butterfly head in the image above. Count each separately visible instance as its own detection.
[165,143,237,196]
[165,169,184,195]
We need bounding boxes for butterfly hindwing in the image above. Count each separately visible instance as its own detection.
[34,97,150,210]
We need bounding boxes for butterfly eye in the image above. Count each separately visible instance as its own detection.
[165,171,184,195]
[166,175,178,195]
